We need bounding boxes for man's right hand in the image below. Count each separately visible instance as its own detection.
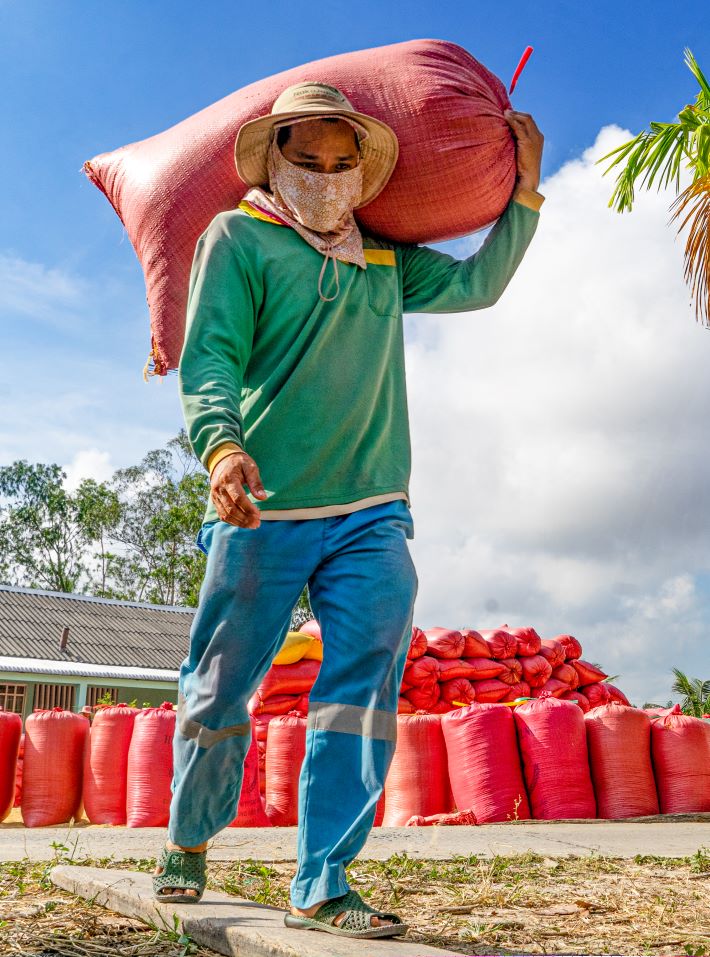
[210,450,267,528]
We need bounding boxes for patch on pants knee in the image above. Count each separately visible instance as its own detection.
[177,693,250,749]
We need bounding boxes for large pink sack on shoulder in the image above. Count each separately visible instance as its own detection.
[85,39,515,374]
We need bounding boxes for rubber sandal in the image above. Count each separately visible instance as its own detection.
[152,846,207,903]
[284,888,408,939]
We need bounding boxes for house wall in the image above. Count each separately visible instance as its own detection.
[0,672,178,722]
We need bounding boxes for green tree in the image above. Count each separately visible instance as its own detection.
[600,49,710,324]
[105,431,210,607]
[0,461,90,592]
[75,478,121,596]
[671,668,710,717]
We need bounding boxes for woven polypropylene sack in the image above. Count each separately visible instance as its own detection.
[257,659,321,698]
[374,790,386,826]
[248,691,309,716]
[265,713,307,826]
[22,709,89,827]
[461,629,491,658]
[459,657,507,681]
[471,678,509,703]
[532,678,570,698]
[582,682,612,708]
[479,629,517,659]
[404,683,441,711]
[552,663,579,688]
[539,639,565,669]
[383,714,453,826]
[84,39,515,374]
[514,698,596,820]
[497,657,523,685]
[83,705,138,825]
[440,677,476,705]
[407,627,428,660]
[126,703,175,827]
[424,628,465,660]
[520,655,553,689]
[561,690,591,713]
[651,707,710,813]
[14,733,24,807]
[0,712,22,822]
[442,704,531,823]
[505,626,542,657]
[573,660,609,685]
[502,681,531,702]
[606,683,631,706]
[553,635,583,660]
[230,720,271,827]
[584,704,658,818]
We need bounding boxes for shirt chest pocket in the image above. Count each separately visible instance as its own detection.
[364,249,401,319]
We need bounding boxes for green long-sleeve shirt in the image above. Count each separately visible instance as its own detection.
[179,192,541,524]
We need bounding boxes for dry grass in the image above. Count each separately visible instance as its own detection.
[1,848,709,956]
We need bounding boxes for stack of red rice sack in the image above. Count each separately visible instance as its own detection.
[247,624,322,799]
[399,625,630,714]
[383,699,710,826]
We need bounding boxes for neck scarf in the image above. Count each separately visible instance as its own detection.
[243,137,367,302]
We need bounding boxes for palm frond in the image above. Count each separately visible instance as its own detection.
[685,48,710,103]
[671,667,695,697]
[670,173,710,325]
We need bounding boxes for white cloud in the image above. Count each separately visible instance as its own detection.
[406,125,710,705]
[63,449,115,491]
[0,254,87,327]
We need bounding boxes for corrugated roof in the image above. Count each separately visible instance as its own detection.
[0,585,192,671]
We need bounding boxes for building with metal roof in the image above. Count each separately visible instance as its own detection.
[0,585,192,719]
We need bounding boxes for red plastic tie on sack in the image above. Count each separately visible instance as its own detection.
[509,46,534,95]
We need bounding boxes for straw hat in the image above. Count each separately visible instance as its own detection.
[235,82,399,208]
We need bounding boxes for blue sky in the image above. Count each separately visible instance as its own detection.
[1,1,709,702]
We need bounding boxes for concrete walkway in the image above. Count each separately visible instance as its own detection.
[51,865,461,957]
[3,815,709,862]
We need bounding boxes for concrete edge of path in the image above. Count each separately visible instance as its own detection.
[50,865,463,957]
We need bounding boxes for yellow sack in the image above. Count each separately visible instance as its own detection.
[273,631,323,665]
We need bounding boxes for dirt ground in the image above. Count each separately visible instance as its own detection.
[1,848,709,956]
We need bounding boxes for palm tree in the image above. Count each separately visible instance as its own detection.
[671,667,710,717]
[599,49,710,325]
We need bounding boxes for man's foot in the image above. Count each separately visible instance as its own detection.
[290,898,393,928]
[153,841,208,898]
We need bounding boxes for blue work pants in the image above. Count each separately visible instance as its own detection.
[168,500,417,909]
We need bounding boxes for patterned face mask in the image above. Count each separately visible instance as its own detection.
[269,140,363,233]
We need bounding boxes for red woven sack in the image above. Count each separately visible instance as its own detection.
[532,678,569,699]
[126,703,175,828]
[520,655,553,688]
[424,628,465,660]
[83,705,138,825]
[430,701,457,714]
[502,681,532,702]
[497,658,523,685]
[552,663,579,688]
[461,629,491,658]
[436,658,478,681]
[374,790,386,826]
[470,679,509,703]
[85,39,515,374]
[0,711,22,822]
[442,704,531,823]
[383,714,453,825]
[651,706,710,813]
[585,704,658,818]
[248,692,309,716]
[22,709,89,827]
[561,690,591,713]
[403,656,440,687]
[264,713,307,826]
[606,683,631,706]
[440,678,476,705]
[514,698,596,820]
[539,639,566,668]
[407,627,428,660]
[404,683,441,711]
[14,733,24,807]
[257,659,321,698]
[230,721,271,827]
[553,635,583,660]
[478,629,517,659]
[505,626,542,657]
[406,808,478,826]
[573,660,608,685]
[398,696,415,714]
[582,682,612,707]
[459,657,507,681]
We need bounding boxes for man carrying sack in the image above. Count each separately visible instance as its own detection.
[153,81,544,939]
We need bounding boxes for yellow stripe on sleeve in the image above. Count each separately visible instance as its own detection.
[364,248,396,266]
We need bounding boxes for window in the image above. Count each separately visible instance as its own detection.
[0,684,26,714]
[86,686,121,708]
[33,683,76,711]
